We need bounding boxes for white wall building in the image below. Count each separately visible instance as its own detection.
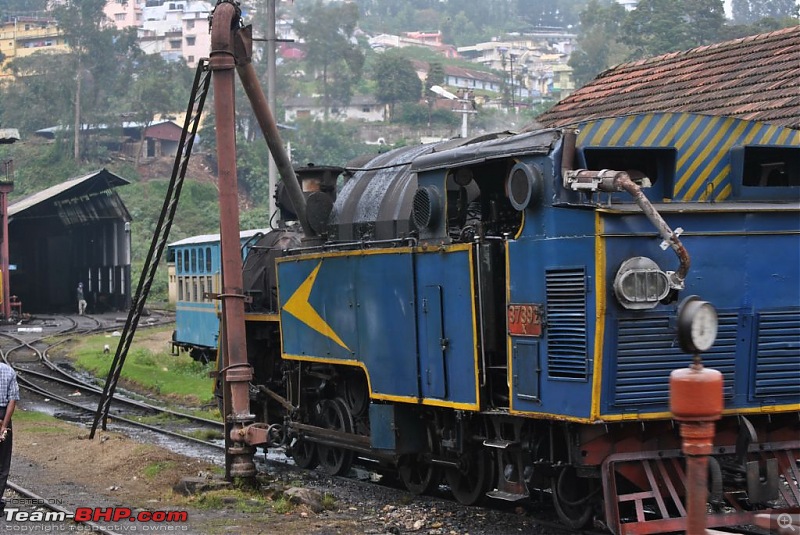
[284,96,386,123]
[616,0,639,11]
[135,0,212,67]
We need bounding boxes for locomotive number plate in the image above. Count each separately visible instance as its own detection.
[507,304,543,337]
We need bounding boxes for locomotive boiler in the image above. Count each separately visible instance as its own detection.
[205,3,800,533]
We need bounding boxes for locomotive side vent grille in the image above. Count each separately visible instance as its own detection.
[545,268,588,380]
[754,309,800,398]
[412,186,440,230]
[614,313,738,406]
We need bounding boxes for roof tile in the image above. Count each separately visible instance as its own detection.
[537,26,800,129]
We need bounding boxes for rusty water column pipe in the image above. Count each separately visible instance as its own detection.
[232,26,316,240]
[209,0,256,480]
[670,360,723,535]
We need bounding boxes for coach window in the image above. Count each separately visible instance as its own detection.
[191,248,197,272]
[206,247,212,272]
[183,250,189,275]
[198,248,205,273]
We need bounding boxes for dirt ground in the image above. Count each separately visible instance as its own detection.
[7,414,549,534]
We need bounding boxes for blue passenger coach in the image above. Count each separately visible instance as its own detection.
[167,229,268,362]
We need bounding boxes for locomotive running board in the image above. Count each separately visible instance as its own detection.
[601,444,800,535]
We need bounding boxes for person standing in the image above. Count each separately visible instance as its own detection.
[76,282,87,316]
[0,361,19,513]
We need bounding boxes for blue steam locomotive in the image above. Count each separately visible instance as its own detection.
[227,112,799,534]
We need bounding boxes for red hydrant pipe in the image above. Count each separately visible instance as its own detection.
[670,362,723,534]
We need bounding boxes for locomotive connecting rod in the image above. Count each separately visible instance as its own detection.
[233,26,316,239]
[210,0,256,480]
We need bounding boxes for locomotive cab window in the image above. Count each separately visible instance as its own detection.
[444,162,524,241]
[581,147,677,200]
[730,146,800,199]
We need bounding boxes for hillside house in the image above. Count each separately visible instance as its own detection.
[284,96,386,123]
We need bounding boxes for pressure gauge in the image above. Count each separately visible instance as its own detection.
[677,295,718,354]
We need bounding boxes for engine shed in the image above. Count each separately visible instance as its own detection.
[8,168,132,314]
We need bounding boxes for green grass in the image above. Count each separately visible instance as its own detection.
[69,327,216,406]
[321,493,336,510]
[143,460,177,479]
[185,489,268,512]
[185,428,224,441]
[13,409,59,423]
[271,496,294,514]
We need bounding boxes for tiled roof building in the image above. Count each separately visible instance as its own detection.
[536,26,800,129]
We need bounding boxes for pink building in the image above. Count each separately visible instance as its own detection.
[103,0,144,30]
[104,1,211,68]
[181,3,211,67]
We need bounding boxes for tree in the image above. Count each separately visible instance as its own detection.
[374,54,423,122]
[620,0,726,59]
[294,0,364,119]
[0,0,47,15]
[286,118,371,168]
[121,54,194,164]
[425,62,446,94]
[514,0,586,29]
[569,0,631,87]
[52,0,135,161]
[732,0,799,24]
[1,53,75,135]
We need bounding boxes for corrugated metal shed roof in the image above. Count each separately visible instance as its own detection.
[535,25,800,129]
[9,168,129,217]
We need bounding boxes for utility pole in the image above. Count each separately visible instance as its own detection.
[509,52,515,110]
[267,0,277,220]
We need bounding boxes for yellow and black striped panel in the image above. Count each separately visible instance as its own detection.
[577,113,800,201]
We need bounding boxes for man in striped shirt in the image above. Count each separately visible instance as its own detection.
[0,362,19,513]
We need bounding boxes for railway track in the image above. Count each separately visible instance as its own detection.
[0,313,224,454]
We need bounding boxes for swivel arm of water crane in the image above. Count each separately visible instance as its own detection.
[233,25,315,240]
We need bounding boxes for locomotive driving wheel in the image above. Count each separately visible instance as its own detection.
[551,466,597,529]
[445,446,493,505]
[288,434,318,469]
[398,424,441,495]
[315,398,355,476]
